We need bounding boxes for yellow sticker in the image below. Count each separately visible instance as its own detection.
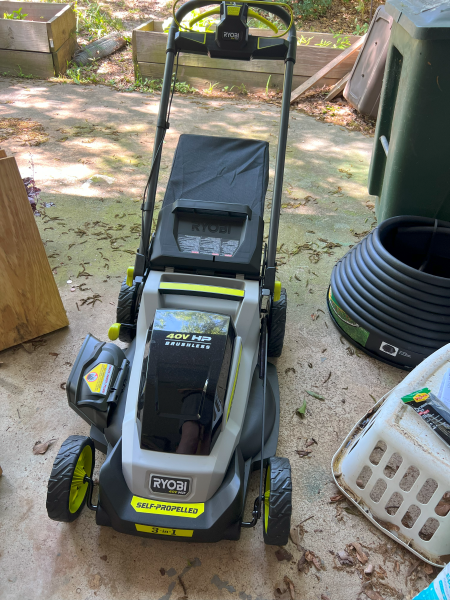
[135,524,193,537]
[84,363,114,395]
[414,392,429,402]
[131,496,204,518]
[227,5,240,15]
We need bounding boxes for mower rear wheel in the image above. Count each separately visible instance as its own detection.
[263,456,292,545]
[116,278,140,342]
[46,435,95,523]
[268,288,287,358]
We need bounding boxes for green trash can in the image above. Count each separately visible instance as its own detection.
[368,0,450,223]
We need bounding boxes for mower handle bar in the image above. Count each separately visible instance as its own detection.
[173,0,296,39]
[137,0,296,293]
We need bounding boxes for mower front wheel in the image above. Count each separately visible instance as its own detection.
[46,435,95,523]
[263,456,292,545]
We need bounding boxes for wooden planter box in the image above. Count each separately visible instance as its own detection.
[133,20,361,92]
[0,1,77,78]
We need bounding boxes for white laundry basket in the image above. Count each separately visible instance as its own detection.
[332,344,450,566]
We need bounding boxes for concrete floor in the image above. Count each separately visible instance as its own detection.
[0,79,430,600]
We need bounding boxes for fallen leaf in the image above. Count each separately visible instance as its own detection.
[284,576,296,600]
[406,560,421,578]
[296,450,312,458]
[159,568,165,576]
[362,583,384,600]
[49,352,59,358]
[394,561,400,575]
[305,439,317,448]
[305,390,325,401]
[329,494,344,503]
[376,566,387,579]
[350,542,368,564]
[337,550,354,566]
[305,550,322,570]
[298,552,307,572]
[275,548,293,562]
[321,595,331,600]
[296,400,307,418]
[274,588,291,600]
[290,525,304,551]
[33,438,56,455]
[100,555,107,561]
[423,564,434,575]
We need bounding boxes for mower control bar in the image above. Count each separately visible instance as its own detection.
[175,30,289,60]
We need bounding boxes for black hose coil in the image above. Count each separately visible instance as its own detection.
[327,216,450,370]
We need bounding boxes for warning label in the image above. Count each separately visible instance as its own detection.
[178,235,239,257]
[84,363,114,395]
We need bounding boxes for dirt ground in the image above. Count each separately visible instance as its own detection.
[0,74,439,600]
[50,0,377,135]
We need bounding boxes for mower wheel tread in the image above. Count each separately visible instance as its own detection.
[263,456,292,546]
[46,435,95,523]
[116,278,139,342]
[268,288,287,358]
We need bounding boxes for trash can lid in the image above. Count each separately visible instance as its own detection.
[386,0,450,40]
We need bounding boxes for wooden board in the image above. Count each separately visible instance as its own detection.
[0,156,68,351]
[0,19,49,52]
[327,71,351,100]
[135,20,360,43]
[47,4,76,53]
[52,30,77,74]
[135,29,359,80]
[0,149,6,157]
[0,48,54,77]
[0,2,69,21]
[137,60,342,92]
[290,35,366,103]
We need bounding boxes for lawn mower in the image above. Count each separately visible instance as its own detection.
[46,0,296,544]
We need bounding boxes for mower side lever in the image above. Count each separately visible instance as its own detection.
[84,476,98,512]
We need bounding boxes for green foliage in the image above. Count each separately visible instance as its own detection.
[205,81,219,94]
[298,35,313,46]
[3,8,28,19]
[163,9,217,33]
[16,65,33,78]
[75,1,123,40]
[284,0,332,20]
[298,33,350,50]
[239,83,248,94]
[353,19,369,35]
[332,34,351,49]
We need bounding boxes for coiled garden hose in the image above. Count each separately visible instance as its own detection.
[327,216,450,370]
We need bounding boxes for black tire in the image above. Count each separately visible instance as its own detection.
[263,456,292,546]
[116,278,140,342]
[46,435,95,523]
[268,288,287,358]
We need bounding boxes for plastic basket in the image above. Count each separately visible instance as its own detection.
[332,344,450,566]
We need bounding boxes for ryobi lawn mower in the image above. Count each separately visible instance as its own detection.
[46,0,296,544]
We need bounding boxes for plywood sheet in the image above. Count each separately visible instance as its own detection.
[0,156,68,351]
